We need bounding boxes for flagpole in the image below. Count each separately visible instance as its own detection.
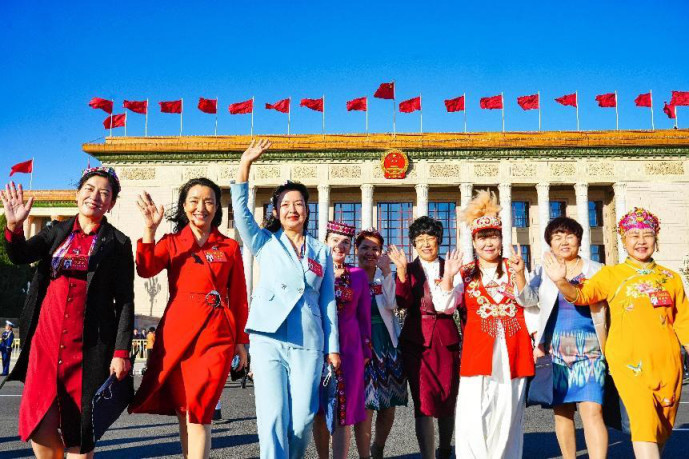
[124,112,128,137]
[574,91,579,131]
[145,99,149,137]
[650,90,655,131]
[676,107,680,129]
[322,94,326,138]
[30,157,34,190]
[180,98,184,136]
[463,93,467,133]
[420,93,423,134]
[614,91,619,130]
[215,96,218,136]
[365,102,369,136]
[251,96,255,138]
[288,97,291,136]
[538,91,542,131]
[501,92,505,133]
[109,99,114,138]
[392,80,396,138]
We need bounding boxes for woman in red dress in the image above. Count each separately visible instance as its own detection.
[1,169,134,458]
[129,178,249,459]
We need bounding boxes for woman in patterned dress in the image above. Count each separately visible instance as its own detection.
[521,216,608,459]
[353,228,408,459]
[313,221,371,459]
[543,208,689,459]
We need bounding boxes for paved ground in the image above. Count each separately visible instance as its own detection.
[1,364,689,458]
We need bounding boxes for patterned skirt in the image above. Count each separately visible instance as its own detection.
[551,329,607,405]
[364,322,408,411]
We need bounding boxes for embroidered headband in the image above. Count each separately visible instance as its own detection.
[470,215,503,235]
[617,207,660,237]
[327,220,356,237]
[82,166,120,186]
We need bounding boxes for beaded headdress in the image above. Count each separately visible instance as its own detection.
[617,207,660,237]
[327,220,356,237]
[461,189,502,235]
[82,166,120,186]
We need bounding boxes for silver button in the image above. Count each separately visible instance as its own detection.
[297,288,304,294]
[281,284,287,290]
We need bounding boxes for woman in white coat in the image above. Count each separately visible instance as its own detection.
[353,228,408,459]
[521,216,608,459]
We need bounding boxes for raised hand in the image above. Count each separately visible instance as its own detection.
[542,251,567,283]
[136,191,165,234]
[509,243,525,273]
[240,138,272,165]
[377,251,392,275]
[0,182,34,231]
[388,245,407,271]
[444,248,464,278]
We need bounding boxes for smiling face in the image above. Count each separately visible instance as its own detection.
[274,190,307,233]
[327,232,352,266]
[549,231,581,261]
[76,175,115,220]
[623,228,657,263]
[356,237,383,269]
[414,234,439,262]
[183,185,217,231]
[473,230,502,263]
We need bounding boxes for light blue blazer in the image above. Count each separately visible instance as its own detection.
[230,181,339,354]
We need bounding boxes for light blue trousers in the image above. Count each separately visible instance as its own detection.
[251,338,323,459]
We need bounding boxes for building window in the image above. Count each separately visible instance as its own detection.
[512,201,530,228]
[428,202,457,257]
[334,202,362,264]
[549,201,566,221]
[520,244,532,272]
[589,201,603,228]
[591,245,606,264]
[263,202,319,239]
[377,202,414,261]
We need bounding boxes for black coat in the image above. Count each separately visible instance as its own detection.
[2,216,134,453]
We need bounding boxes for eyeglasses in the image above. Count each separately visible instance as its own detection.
[414,236,437,246]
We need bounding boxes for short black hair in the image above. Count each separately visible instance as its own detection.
[263,181,310,234]
[78,170,121,201]
[409,216,443,246]
[355,230,384,248]
[168,177,223,233]
[545,216,583,246]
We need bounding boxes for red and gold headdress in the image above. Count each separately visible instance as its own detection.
[461,189,502,235]
[617,207,660,237]
[327,220,356,237]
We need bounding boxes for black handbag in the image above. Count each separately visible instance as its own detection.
[92,371,134,442]
[526,354,554,407]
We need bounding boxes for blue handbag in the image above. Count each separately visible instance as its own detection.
[92,371,134,442]
[319,364,338,435]
[526,354,554,408]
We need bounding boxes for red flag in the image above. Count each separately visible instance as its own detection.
[634,93,652,108]
[480,94,503,110]
[346,97,367,111]
[664,102,676,119]
[300,97,324,112]
[444,96,465,112]
[555,93,577,107]
[9,159,33,176]
[595,92,617,108]
[266,98,290,113]
[229,99,254,114]
[399,96,421,113]
[103,113,126,129]
[671,91,689,107]
[517,94,539,111]
[159,100,182,113]
[123,100,148,114]
[89,97,113,114]
[198,98,217,114]
[374,82,395,100]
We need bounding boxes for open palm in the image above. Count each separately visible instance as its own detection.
[0,182,34,228]
[240,139,272,164]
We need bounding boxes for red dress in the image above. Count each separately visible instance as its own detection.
[128,226,249,424]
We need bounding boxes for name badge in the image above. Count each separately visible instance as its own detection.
[64,255,89,272]
[649,290,673,308]
[308,258,323,277]
[205,250,227,263]
[336,285,354,302]
[370,284,383,296]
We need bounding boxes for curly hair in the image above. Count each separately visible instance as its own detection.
[263,181,310,234]
[167,177,222,233]
[409,216,443,246]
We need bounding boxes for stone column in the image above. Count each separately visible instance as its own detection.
[23,216,32,236]
[361,184,374,229]
[613,182,627,262]
[575,182,591,259]
[460,183,473,263]
[498,183,513,256]
[537,182,550,256]
[243,185,257,299]
[29,216,41,238]
[318,184,330,241]
[415,184,429,218]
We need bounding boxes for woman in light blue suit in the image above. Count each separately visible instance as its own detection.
[231,139,341,459]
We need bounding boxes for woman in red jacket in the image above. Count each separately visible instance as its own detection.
[129,178,249,459]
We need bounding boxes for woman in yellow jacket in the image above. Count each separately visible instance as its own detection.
[543,208,689,459]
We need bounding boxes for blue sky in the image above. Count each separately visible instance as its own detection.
[1,0,688,190]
